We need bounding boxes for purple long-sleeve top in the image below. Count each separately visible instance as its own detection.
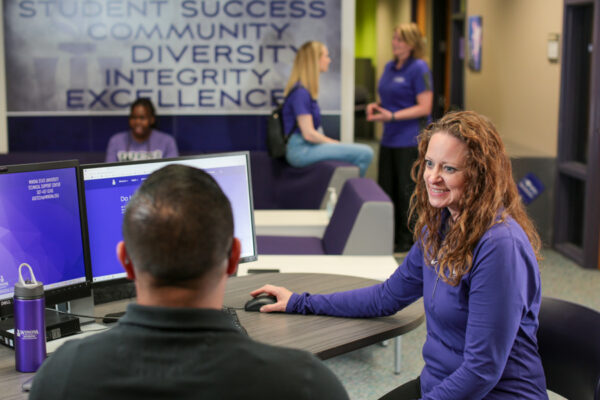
[287,215,548,399]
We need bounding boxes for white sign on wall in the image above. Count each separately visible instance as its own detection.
[4,0,341,114]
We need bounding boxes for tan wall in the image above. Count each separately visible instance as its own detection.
[465,0,562,157]
[375,0,412,80]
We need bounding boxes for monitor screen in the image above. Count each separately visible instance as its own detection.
[0,160,89,317]
[81,152,257,284]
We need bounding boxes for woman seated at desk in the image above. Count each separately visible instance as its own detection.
[105,98,178,162]
[251,111,548,399]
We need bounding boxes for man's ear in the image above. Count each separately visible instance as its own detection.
[226,238,241,276]
[117,241,136,281]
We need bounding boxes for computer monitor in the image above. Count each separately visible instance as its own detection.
[0,160,90,317]
[81,152,257,286]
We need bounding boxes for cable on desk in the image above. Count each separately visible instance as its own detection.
[45,307,121,321]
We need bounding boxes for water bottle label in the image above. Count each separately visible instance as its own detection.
[16,329,40,340]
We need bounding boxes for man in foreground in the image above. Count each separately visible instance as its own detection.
[30,164,348,400]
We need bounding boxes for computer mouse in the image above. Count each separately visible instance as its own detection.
[244,294,277,312]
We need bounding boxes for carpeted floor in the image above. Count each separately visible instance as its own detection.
[323,247,600,400]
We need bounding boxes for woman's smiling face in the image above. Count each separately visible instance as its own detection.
[423,132,469,220]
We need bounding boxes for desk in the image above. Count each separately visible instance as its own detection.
[0,273,423,399]
[254,210,329,237]
[223,273,424,359]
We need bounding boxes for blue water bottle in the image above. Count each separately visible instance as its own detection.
[14,263,46,372]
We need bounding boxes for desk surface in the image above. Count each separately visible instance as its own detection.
[0,272,424,399]
[239,254,400,281]
[223,273,424,359]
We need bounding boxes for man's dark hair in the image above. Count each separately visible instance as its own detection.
[122,164,233,286]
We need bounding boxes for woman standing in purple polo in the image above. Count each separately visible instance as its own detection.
[367,23,433,252]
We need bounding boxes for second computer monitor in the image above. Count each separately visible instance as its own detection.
[81,152,257,284]
[0,160,89,317]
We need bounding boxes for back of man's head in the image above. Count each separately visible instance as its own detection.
[122,164,233,286]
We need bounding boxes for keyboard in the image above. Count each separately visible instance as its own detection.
[222,307,248,336]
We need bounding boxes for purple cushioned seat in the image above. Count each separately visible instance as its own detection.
[256,235,325,255]
[250,151,357,209]
[257,178,393,255]
[274,159,352,209]
[322,177,390,254]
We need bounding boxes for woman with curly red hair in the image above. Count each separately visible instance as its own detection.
[253,111,547,399]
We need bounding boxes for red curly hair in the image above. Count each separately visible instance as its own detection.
[408,111,541,285]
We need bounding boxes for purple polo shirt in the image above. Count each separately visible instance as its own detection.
[378,58,432,148]
[287,213,548,399]
[282,84,321,137]
[105,129,179,162]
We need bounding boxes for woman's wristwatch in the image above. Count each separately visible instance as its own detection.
[390,112,395,122]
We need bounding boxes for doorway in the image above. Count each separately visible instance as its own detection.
[553,0,600,269]
[429,0,465,118]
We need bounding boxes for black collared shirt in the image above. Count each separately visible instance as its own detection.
[30,304,349,400]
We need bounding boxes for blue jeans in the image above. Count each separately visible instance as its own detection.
[285,133,374,177]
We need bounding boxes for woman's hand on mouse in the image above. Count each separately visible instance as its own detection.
[250,284,293,312]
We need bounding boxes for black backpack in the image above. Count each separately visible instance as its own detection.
[266,89,298,158]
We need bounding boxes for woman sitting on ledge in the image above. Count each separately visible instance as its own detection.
[282,41,373,177]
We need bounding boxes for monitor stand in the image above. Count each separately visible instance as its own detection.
[66,296,95,325]
[92,282,136,323]
[92,281,136,305]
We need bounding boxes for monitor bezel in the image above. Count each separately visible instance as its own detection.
[80,151,258,289]
[0,160,91,317]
